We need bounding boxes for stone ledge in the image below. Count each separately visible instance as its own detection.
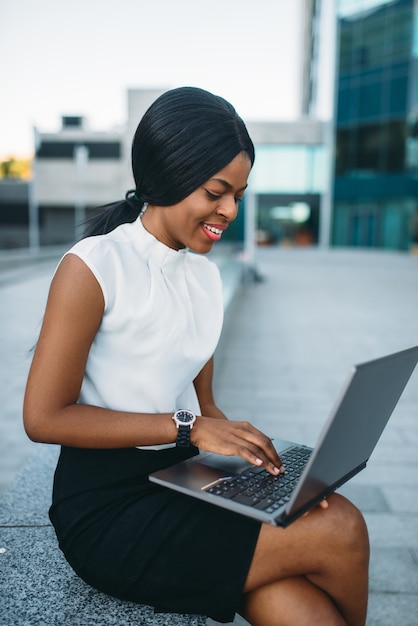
[0,526,206,626]
[0,449,208,626]
[0,445,58,527]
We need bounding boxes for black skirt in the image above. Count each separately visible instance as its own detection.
[49,446,261,623]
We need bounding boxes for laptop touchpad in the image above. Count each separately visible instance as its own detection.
[198,453,251,474]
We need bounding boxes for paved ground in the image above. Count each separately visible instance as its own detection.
[1,246,418,625]
[0,261,56,492]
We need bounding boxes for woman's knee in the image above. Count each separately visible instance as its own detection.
[326,494,370,561]
[244,493,369,592]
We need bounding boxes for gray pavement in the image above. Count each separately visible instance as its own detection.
[0,262,56,492]
[1,246,418,625]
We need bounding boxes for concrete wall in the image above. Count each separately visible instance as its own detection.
[34,159,124,206]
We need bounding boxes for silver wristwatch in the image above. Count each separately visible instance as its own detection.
[172,409,196,447]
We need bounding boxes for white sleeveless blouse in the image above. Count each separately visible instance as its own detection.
[64,215,224,446]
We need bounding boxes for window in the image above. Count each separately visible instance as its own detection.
[36,141,121,159]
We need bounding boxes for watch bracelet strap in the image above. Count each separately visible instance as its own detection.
[176,425,191,447]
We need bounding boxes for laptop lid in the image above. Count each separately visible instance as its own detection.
[150,346,418,526]
[282,345,418,524]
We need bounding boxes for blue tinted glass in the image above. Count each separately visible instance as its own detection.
[250,146,326,194]
[389,75,408,114]
[359,79,383,118]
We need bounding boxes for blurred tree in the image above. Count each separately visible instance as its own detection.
[0,157,32,180]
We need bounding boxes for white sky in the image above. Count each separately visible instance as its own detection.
[0,0,334,158]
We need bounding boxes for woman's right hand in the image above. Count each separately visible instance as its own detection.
[190,416,285,476]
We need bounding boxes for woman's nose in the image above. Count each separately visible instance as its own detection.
[217,196,238,222]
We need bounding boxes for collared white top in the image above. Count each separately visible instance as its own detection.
[63,214,224,448]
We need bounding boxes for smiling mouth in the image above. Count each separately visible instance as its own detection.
[201,223,226,242]
[203,224,224,235]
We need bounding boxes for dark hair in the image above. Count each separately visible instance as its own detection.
[84,87,255,237]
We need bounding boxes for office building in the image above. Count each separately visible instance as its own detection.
[333,0,418,250]
[32,116,124,245]
[1,1,329,249]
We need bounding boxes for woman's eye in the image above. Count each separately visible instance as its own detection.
[206,190,221,200]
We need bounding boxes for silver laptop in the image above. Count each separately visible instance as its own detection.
[150,346,418,527]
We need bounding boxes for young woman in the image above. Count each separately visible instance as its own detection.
[24,87,369,626]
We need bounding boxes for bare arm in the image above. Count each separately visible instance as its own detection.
[192,357,284,475]
[193,357,228,420]
[23,254,178,448]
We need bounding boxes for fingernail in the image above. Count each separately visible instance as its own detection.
[255,458,263,465]
[280,465,286,473]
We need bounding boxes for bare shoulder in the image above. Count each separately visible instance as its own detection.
[50,253,104,311]
[41,252,105,344]
[53,251,102,291]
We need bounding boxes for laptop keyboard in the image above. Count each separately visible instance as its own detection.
[203,446,312,514]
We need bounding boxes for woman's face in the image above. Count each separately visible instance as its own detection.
[141,151,252,253]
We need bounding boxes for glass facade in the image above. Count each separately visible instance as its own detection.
[249,145,326,245]
[333,0,418,250]
[250,145,327,194]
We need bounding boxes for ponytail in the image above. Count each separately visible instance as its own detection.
[83,192,144,238]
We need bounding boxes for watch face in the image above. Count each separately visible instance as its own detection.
[176,410,194,424]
